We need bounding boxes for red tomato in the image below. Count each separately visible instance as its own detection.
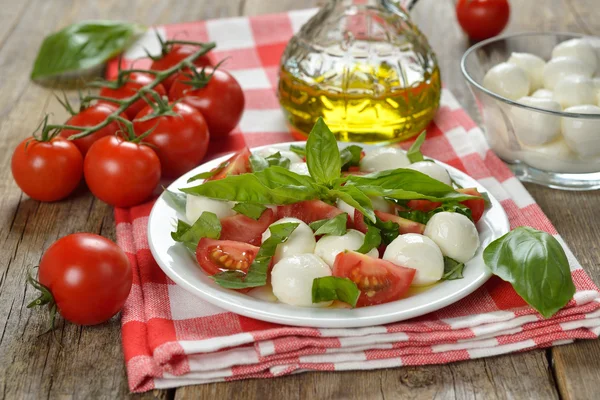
[11,137,83,202]
[456,0,510,41]
[99,72,166,120]
[220,208,275,246]
[196,238,259,276]
[406,200,442,213]
[59,103,126,156]
[84,136,161,207]
[36,233,132,325]
[353,210,425,235]
[169,68,244,138]
[457,188,486,222]
[332,251,415,307]
[133,102,210,178]
[150,44,212,91]
[277,200,346,225]
[208,147,252,180]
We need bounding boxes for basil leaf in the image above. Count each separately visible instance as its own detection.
[312,276,360,307]
[356,224,382,254]
[397,209,430,225]
[249,154,269,172]
[232,203,267,220]
[398,203,473,225]
[250,152,291,172]
[171,212,221,252]
[345,169,456,196]
[213,222,299,289]
[442,257,465,280]
[309,213,348,236]
[187,170,218,183]
[289,144,306,158]
[31,21,145,80]
[331,186,376,223]
[163,189,187,215]
[483,227,575,318]
[306,117,341,186]
[373,216,400,245]
[340,145,363,170]
[407,131,426,163]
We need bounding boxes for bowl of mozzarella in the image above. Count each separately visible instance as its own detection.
[461,32,600,190]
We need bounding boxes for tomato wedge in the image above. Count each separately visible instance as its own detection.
[276,199,346,225]
[208,147,252,181]
[196,238,259,276]
[220,208,275,246]
[457,188,486,223]
[406,199,442,213]
[333,251,415,307]
[353,210,425,235]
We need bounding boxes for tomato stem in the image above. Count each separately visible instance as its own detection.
[26,271,59,334]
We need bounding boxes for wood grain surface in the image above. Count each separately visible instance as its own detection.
[0,0,598,399]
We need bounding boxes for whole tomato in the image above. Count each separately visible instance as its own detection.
[99,72,166,120]
[133,102,210,178]
[84,135,161,207]
[32,233,132,326]
[11,137,83,202]
[59,103,126,155]
[150,44,213,91]
[456,0,510,41]
[169,67,244,138]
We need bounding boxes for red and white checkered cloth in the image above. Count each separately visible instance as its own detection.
[112,9,600,393]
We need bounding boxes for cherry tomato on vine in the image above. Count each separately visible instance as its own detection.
[133,102,210,178]
[84,135,161,207]
[11,137,83,202]
[99,72,166,120]
[456,0,510,41]
[150,44,213,91]
[30,233,132,326]
[59,103,127,155]
[169,67,245,138]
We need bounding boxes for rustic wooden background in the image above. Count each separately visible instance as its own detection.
[0,0,599,398]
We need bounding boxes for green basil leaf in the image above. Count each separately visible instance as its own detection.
[171,212,221,252]
[483,227,575,318]
[289,144,306,158]
[356,224,382,254]
[373,216,400,245]
[163,188,187,215]
[407,131,426,163]
[250,152,291,172]
[442,257,465,280]
[331,186,376,223]
[232,203,268,220]
[249,154,269,172]
[213,222,299,289]
[357,185,475,203]
[345,169,456,196]
[187,170,218,183]
[306,117,341,186]
[397,209,430,225]
[312,276,360,307]
[398,203,473,225]
[309,213,348,236]
[340,145,363,170]
[31,21,145,80]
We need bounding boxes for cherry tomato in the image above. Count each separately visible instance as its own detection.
[353,210,425,235]
[220,208,275,246]
[11,137,83,202]
[36,233,132,325]
[196,238,259,276]
[207,147,252,180]
[457,188,486,222]
[169,68,245,138]
[456,0,510,41]
[133,102,210,178]
[99,72,166,120]
[332,251,415,307]
[59,103,126,155]
[84,136,161,207]
[150,44,212,91]
[277,200,347,225]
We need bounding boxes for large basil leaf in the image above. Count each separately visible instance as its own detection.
[312,276,360,307]
[309,213,348,236]
[358,185,476,203]
[306,117,341,186]
[344,169,456,196]
[171,212,221,252]
[483,227,575,318]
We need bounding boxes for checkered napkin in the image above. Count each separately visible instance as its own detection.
[111,9,600,393]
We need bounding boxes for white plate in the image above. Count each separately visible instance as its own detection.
[148,142,510,328]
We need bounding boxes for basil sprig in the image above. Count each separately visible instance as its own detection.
[306,118,342,186]
[309,213,348,236]
[312,276,360,307]
[171,212,221,253]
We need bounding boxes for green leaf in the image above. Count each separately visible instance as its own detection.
[249,154,269,172]
[232,203,268,220]
[340,145,363,170]
[213,222,299,289]
[344,169,456,196]
[407,131,426,163]
[250,152,291,172]
[31,21,145,80]
[398,203,473,225]
[309,213,348,236]
[289,144,306,158]
[187,171,217,183]
[372,216,400,245]
[312,276,360,307]
[171,212,221,252]
[163,189,187,215]
[306,117,341,186]
[331,186,376,223]
[356,224,382,254]
[442,257,465,280]
[483,227,575,318]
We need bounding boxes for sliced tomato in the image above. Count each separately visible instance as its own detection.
[333,251,415,307]
[457,188,485,223]
[406,199,442,212]
[220,208,275,246]
[196,238,259,276]
[353,210,425,235]
[208,147,252,181]
[276,199,346,225]
[353,209,369,233]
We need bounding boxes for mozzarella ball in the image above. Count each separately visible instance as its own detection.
[552,38,598,74]
[186,195,235,223]
[254,147,303,164]
[360,147,410,172]
[289,162,310,176]
[336,199,355,221]
[262,217,316,263]
[561,104,600,157]
[507,52,546,91]
[370,196,394,213]
[511,97,562,146]
[521,139,579,173]
[424,212,480,263]
[314,230,379,267]
[383,234,444,286]
[552,75,596,109]
[482,62,530,100]
[482,104,522,163]
[531,89,554,99]
[543,56,593,90]
[271,254,332,307]
[407,161,452,185]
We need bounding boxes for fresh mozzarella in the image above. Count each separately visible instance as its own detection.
[271,254,332,307]
[542,56,593,90]
[289,162,310,176]
[254,147,303,164]
[382,233,444,286]
[407,161,452,185]
[360,147,410,172]
[531,89,554,99]
[521,139,578,173]
[482,62,530,100]
[336,197,392,218]
[262,217,316,263]
[561,104,600,157]
[511,96,562,146]
[552,75,596,109]
[507,52,546,91]
[551,38,598,74]
[314,230,379,267]
[423,212,480,263]
[186,194,235,223]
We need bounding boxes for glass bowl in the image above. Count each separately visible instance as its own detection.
[461,32,600,191]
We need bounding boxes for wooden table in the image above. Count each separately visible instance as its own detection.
[1,0,599,398]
